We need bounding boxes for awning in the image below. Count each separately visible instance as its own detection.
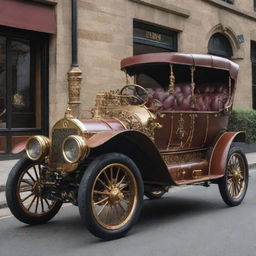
[0,0,56,34]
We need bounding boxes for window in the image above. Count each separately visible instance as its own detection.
[251,41,256,109]
[208,33,233,58]
[133,21,177,55]
[133,21,178,86]
[0,26,49,154]
[221,0,234,4]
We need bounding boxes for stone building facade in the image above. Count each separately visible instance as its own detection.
[51,0,256,128]
[1,0,256,156]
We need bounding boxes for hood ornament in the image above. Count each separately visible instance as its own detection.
[64,105,74,119]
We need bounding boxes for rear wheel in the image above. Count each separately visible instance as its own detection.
[78,153,143,240]
[6,157,62,225]
[218,147,248,206]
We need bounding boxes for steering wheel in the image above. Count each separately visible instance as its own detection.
[119,84,148,105]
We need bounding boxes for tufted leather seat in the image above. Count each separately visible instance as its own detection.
[146,83,228,112]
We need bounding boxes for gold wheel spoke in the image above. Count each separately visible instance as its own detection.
[98,178,111,191]
[110,167,113,182]
[94,197,109,206]
[233,183,237,197]
[105,206,111,224]
[44,198,50,208]
[120,182,129,191]
[114,168,120,185]
[103,171,111,186]
[20,187,33,193]
[35,196,39,214]
[21,192,35,203]
[117,175,126,188]
[22,179,34,187]
[121,198,130,204]
[33,166,39,180]
[114,205,121,221]
[40,197,44,212]
[118,202,126,212]
[97,201,109,217]
[93,190,109,196]
[26,171,36,183]
[27,195,37,211]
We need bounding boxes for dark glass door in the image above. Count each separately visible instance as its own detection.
[0,27,48,156]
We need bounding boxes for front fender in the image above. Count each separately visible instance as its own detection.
[209,131,246,176]
[87,130,174,185]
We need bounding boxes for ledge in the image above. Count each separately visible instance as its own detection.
[202,0,256,21]
[31,0,57,5]
[128,0,190,18]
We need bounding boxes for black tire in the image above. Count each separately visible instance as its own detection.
[78,153,144,240]
[144,190,166,200]
[6,157,62,225]
[218,146,249,207]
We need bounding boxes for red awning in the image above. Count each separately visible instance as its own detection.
[0,0,56,34]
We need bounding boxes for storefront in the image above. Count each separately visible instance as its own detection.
[0,0,56,157]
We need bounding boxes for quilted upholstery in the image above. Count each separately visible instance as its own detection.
[146,83,228,111]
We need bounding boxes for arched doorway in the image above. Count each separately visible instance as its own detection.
[208,33,233,58]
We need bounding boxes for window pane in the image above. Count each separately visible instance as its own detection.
[11,40,35,128]
[252,86,256,109]
[0,36,6,128]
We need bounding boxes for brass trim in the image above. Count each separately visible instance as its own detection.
[192,169,203,179]
[26,135,50,161]
[168,64,175,95]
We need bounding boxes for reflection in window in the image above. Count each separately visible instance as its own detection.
[11,41,30,111]
[0,37,6,128]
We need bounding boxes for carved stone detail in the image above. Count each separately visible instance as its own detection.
[67,66,82,104]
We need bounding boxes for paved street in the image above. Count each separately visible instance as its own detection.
[0,170,256,256]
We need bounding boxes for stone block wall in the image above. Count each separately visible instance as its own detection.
[48,0,256,127]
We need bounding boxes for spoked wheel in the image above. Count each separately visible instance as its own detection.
[6,157,62,224]
[218,147,248,206]
[78,153,143,240]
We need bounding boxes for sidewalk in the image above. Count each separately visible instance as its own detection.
[0,153,256,208]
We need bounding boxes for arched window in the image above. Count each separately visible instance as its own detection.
[208,33,233,58]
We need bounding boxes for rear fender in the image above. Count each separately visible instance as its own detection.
[87,130,174,185]
[209,131,246,176]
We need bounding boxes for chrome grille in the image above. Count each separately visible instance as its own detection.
[50,128,78,164]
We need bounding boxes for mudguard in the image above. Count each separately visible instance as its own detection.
[87,130,174,185]
[209,131,246,176]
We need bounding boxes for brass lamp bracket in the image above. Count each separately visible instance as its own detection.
[168,64,175,95]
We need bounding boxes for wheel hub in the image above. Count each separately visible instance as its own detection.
[33,181,42,196]
[109,187,124,205]
[233,170,242,182]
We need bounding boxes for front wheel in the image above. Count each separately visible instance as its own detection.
[218,147,249,206]
[6,157,62,225]
[78,153,144,240]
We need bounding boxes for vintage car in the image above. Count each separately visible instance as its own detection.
[6,53,248,240]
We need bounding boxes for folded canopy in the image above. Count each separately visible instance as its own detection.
[121,53,239,80]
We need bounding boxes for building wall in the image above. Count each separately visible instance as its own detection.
[49,0,256,128]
